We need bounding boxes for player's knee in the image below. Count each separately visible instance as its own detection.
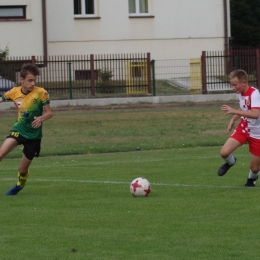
[220,149,229,158]
[250,166,259,174]
[0,151,5,161]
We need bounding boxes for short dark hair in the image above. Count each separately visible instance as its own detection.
[229,69,248,82]
[20,63,40,78]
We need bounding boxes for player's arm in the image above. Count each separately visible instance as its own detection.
[226,114,240,134]
[229,114,240,124]
[32,104,53,129]
[222,105,259,119]
[41,104,53,121]
[0,91,13,103]
[0,93,7,103]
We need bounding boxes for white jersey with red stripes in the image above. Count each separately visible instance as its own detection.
[237,86,260,139]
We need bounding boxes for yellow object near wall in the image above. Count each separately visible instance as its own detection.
[126,61,148,94]
[190,58,202,94]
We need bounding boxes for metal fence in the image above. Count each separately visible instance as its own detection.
[1,48,260,99]
[152,48,260,96]
[151,57,208,95]
[201,50,258,94]
[0,53,152,99]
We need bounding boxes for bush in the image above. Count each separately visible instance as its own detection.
[96,69,116,93]
[0,46,17,82]
[0,46,9,61]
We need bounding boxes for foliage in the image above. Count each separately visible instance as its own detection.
[98,69,113,84]
[230,0,260,46]
[0,45,17,83]
[0,45,9,61]
[96,69,119,93]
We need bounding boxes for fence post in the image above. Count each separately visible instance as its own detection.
[256,49,260,89]
[201,51,207,94]
[90,54,95,96]
[235,56,240,69]
[31,56,36,64]
[151,59,156,96]
[147,53,152,94]
[68,62,73,99]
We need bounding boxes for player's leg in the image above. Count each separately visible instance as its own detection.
[0,136,23,195]
[0,137,19,160]
[17,154,32,186]
[6,139,40,196]
[6,155,33,196]
[244,154,260,187]
[0,138,21,195]
[218,137,241,176]
[245,138,260,187]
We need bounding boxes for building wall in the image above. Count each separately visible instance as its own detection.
[49,38,224,60]
[0,0,230,59]
[0,0,43,56]
[46,0,229,59]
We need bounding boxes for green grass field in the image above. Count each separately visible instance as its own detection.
[1,103,259,259]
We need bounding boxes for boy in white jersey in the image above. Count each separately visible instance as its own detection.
[218,69,260,187]
[0,63,53,195]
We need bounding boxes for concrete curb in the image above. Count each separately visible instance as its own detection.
[0,93,236,110]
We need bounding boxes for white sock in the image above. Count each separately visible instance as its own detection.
[248,170,259,179]
[224,154,236,165]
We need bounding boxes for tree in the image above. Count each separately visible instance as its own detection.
[230,0,260,46]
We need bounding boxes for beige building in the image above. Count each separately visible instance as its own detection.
[0,0,230,59]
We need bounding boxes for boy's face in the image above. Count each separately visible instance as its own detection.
[20,73,36,93]
[230,77,248,94]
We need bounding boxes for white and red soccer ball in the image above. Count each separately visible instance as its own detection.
[130,177,151,197]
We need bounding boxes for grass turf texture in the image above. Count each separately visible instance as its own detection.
[0,148,258,259]
[0,102,236,157]
[1,103,259,259]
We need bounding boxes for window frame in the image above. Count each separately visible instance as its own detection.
[74,0,98,18]
[129,0,150,17]
[0,5,26,19]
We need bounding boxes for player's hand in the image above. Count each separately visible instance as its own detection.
[32,116,42,128]
[226,122,234,134]
[221,105,236,115]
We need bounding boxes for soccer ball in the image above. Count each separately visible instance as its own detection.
[130,177,151,197]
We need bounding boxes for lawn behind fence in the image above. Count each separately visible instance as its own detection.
[1,102,259,260]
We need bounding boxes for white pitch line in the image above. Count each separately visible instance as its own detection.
[0,153,250,171]
[0,177,249,189]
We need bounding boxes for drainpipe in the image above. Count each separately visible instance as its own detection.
[42,0,48,61]
[223,0,229,54]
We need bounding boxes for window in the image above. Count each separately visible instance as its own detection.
[74,0,97,17]
[0,6,26,19]
[129,0,149,15]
